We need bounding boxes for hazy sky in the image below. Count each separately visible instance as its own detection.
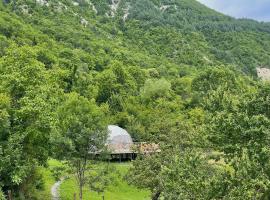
[197,0,270,22]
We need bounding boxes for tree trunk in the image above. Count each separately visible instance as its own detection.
[8,190,12,200]
[151,191,161,200]
[79,184,83,200]
[76,158,87,200]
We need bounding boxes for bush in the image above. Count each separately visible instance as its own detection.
[50,166,66,181]
[0,189,5,200]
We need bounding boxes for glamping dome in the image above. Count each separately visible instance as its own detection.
[107,125,133,154]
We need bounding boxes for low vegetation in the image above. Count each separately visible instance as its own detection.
[59,163,150,200]
[36,160,150,200]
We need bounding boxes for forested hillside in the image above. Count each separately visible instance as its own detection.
[1,0,270,199]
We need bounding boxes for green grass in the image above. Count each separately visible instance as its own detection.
[35,159,64,199]
[36,160,150,200]
[59,163,150,200]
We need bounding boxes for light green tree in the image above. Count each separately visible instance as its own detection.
[55,93,107,200]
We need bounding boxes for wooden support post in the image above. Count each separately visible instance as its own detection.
[73,193,76,200]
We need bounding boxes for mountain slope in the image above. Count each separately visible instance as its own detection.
[2,0,270,74]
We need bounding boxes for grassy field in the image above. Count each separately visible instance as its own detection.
[37,160,150,200]
[59,163,150,200]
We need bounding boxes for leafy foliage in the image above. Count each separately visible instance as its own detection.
[0,0,270,199]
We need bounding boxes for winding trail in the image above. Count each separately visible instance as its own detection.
[51,177,65,200]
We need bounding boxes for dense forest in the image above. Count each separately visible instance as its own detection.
[1,0,270,199]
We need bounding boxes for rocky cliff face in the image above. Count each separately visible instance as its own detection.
[6,0,220,22]
[257,68,270,81]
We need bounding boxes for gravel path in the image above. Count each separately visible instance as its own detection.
[51,178,65,200]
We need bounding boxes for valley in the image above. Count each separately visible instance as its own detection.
[1,0,270,199]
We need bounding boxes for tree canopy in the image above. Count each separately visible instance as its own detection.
[1,0,270,199]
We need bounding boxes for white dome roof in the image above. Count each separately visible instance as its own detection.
[107,125,133,153]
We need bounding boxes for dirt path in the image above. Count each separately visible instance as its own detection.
[51,178,65,200]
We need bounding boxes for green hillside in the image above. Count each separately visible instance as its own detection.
[1,0,270,199]
[3,0,270,73]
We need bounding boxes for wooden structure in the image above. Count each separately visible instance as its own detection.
[106,125,160,161]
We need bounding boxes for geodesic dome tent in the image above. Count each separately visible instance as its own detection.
[106,125,134,154]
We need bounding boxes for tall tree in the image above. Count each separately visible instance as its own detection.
[0,45,59,198]
[55,93,107,200]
